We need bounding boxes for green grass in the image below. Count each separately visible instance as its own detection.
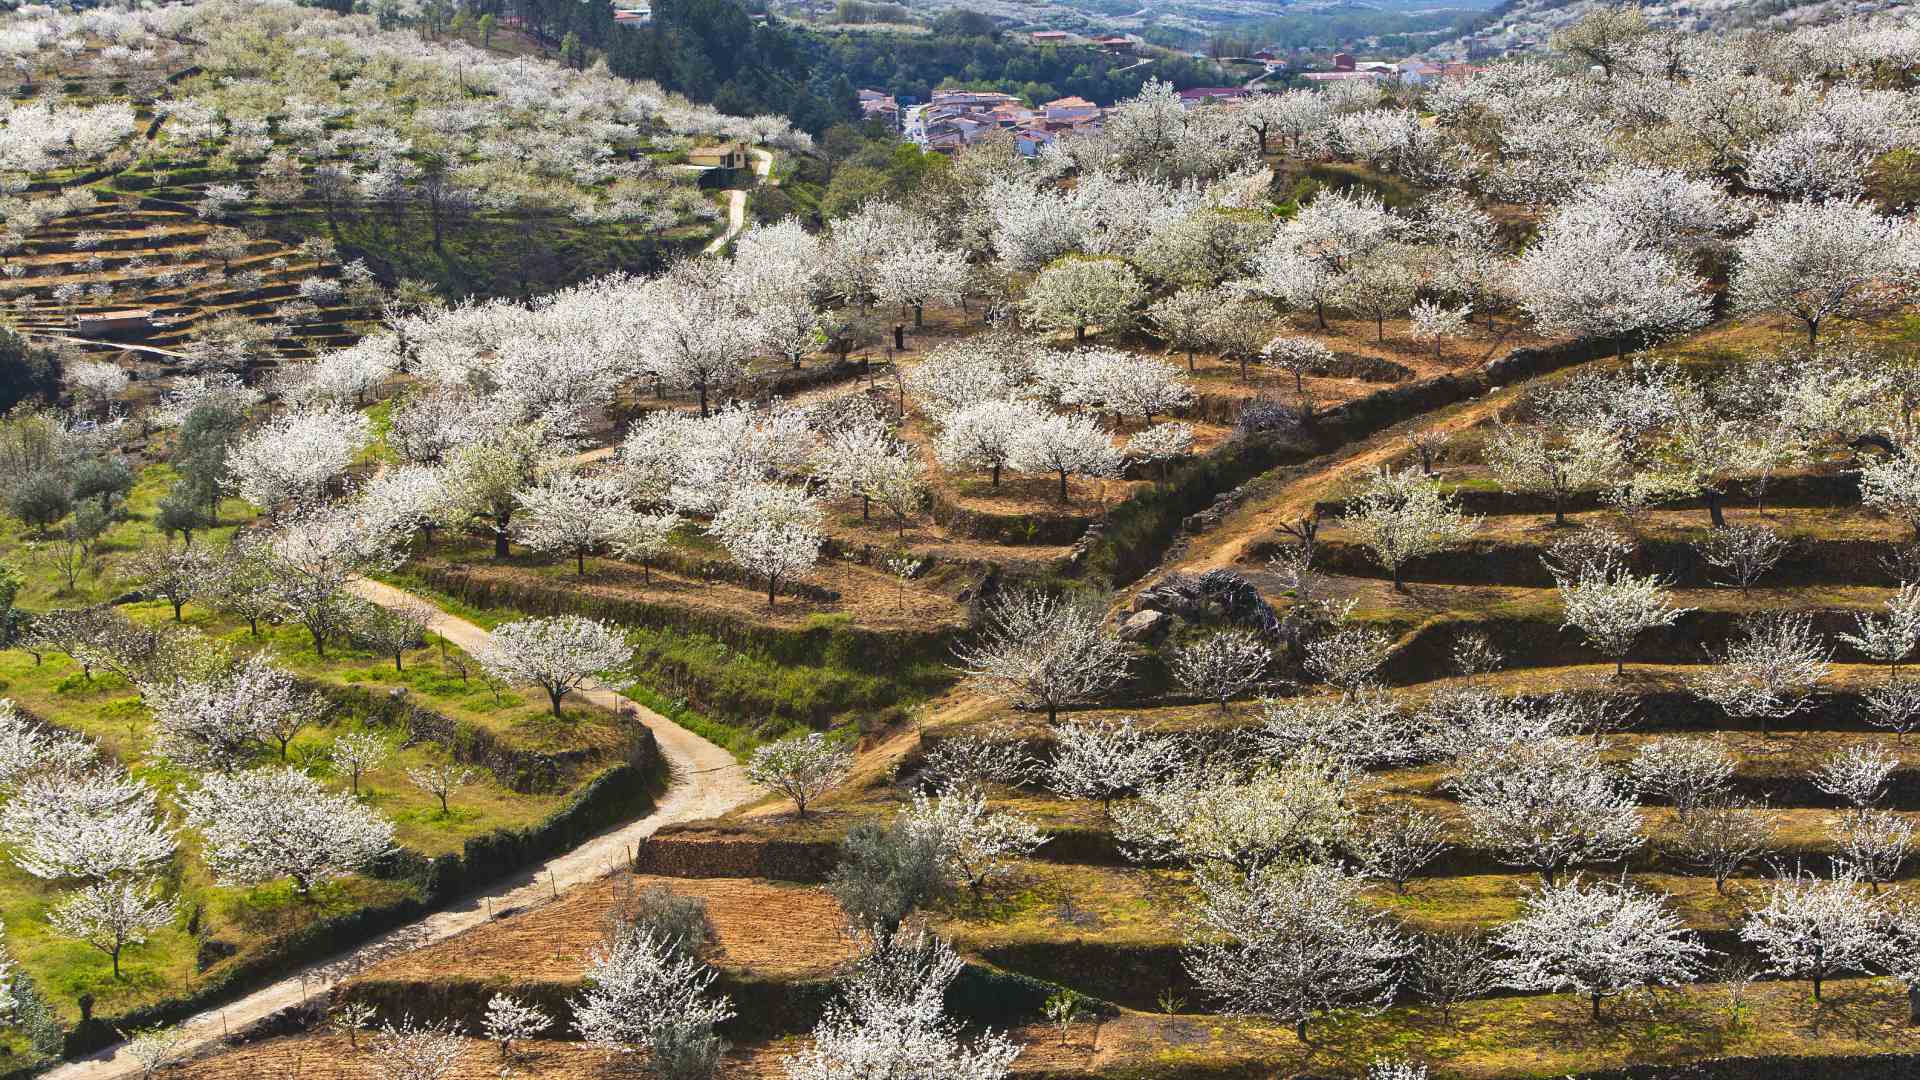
[359,397,397,466]
[0,462,643,1030]
[620,682,776,763]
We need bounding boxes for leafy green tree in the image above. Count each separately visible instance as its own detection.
[0,327,60,415]
[6,471,70,536]
[173,401,249,515]
[68,456,133,516]
[157,479,217,549]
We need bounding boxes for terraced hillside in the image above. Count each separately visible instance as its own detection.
[2,3,1918,1080]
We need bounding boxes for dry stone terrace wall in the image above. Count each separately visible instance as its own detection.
[1074,334,1621,587]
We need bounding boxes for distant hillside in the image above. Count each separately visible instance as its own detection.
[1440,0,1913,55]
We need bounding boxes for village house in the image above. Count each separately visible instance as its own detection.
[1301,70,1385,85]
[929,89,1023,110]
[687,141,749,169]
[75,309,154,337]
[1015,128,1056,157]
[1177,86,1248,108]
[858,88,899,124]
[1043,95,1100,123]
[1393,60,1484,85]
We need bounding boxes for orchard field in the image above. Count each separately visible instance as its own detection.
[0,3,1913,1080]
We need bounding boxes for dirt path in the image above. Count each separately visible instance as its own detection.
[1163,374,1543,581]
[702,148,773,256]
[47,580,759,1080]
[21,332,195,361]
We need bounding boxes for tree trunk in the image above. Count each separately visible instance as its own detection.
[1553,494,1567,527]
[1294,1016,1310,1044]
[990,463,1002,487]
[1075,324,1087,343]
[548,687,564,718]
[1315,301,1328,330]
[914,305,924,328]
[494,527,510,559]
[171,599,183,622]
[697,382,709,418]
[311,625,328,659]
[768,577,778,608]
[1592,993,1602,1023]
[394,652,404,673]
[1808,320,1820,349]
[1186,349,1196,373]
[1376,315,1384,341]
[1907,982,1920,1024]
[1704,489,1726,529]
[577,550,586,575]
[1058,470,1070,504]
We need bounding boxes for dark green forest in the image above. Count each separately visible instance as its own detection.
[797,29,1229,106]
[1155,7,1477,56]
[602,0,1230,133]
[606,0,857,133]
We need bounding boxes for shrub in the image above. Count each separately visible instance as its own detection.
[607,881,711,962]
[828,818,945,934]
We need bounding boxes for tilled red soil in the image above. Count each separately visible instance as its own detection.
[353,874,856,984]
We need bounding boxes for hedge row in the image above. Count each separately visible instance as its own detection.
[928,491,1094,546]
[1302,534,1907,589]
[309,682,618,795]
[407,566,959,731]
[1571,1054,1920,1080]
[409,565,952,667]
[1312,470,1864,520]
[1376,606,1882,685]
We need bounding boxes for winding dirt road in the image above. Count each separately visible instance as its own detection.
[46,580,758,1080]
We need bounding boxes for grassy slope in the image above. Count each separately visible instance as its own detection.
[0,463,633,1028]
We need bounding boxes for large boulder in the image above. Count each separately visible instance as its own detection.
[1119,608,1170,642]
